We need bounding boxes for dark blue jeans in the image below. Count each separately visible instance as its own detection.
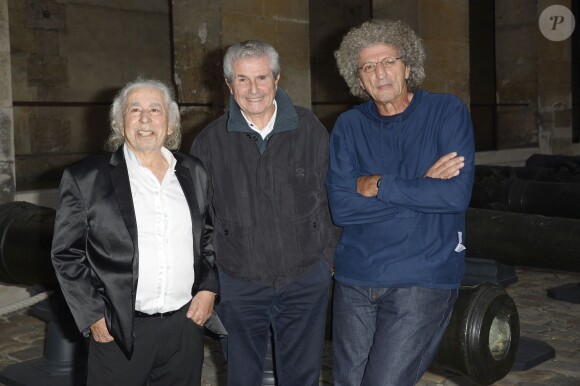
[332,282,458,386]
[216,259,332,386]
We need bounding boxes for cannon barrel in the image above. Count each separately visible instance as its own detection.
[471,167,580,219]
[525,154,580,171]
[0,201,58,287]
[465,208,580,272]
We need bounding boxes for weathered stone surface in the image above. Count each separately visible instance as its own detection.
[0,108,13,159]
[180,105,221,149]
[276,18,311,108]
[0,52,11,105]
[264,0,308,20]
[172,0,222,106]
[0,160,14,203]
[0,0,9,52]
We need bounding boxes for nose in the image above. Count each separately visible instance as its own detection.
[139,110,151,123]
[374,63,387,78]
[249,80,258,94]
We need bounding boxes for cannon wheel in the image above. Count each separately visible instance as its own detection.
[433,283,520,385]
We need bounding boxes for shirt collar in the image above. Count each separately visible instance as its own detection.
[240,100,277,139]
[123,144,177,173]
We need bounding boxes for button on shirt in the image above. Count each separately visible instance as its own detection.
[124,145,194,314]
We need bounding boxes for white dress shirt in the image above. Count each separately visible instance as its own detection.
[124,144,195,314]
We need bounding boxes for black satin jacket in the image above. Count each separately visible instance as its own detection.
[51,148,218,359]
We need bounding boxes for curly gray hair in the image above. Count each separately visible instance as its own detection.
[223,40,281,83]
[105,78,182,151]
[335,19,426,99]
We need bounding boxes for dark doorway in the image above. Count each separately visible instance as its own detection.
[469,0,497,151]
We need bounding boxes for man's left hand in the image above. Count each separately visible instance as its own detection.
[357,175,382,197]
[186,290,216,326]
[424,152,464,179]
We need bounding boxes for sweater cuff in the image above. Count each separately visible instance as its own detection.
[376,174,396,204]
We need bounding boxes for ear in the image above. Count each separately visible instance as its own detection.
[274,74,280,89]
[405,66,411,80]
[225,79,234,95]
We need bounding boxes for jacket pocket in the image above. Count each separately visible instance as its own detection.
[295,215,324,258]
[214,218,252,275]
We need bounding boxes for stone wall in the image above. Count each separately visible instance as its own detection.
[536,0,575,155]
[495,0,539,150]
[0,0,14,204]
[494,0,574,154]
[310,0,470,132]
[9,0,172,190]
[0,0,577,191]
[172,0,314,149]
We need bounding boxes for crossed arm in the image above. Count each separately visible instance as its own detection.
[357,152,465,197]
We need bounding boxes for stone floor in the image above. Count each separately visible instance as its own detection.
[0,266,579,386]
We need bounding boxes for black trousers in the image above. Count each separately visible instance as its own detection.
[87,305,204,386]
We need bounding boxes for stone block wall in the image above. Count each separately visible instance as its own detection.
[310,0,470,132]
[536,0,575,154]
[8,0,172,190]
[172,0,313,149]
[0,0,14,204]
[0,0,577,192]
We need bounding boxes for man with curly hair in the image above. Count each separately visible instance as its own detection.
[326,19,475,385]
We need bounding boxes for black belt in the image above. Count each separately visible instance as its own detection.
[135,309,179,318]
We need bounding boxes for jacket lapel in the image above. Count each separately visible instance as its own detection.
[109,148,139,282]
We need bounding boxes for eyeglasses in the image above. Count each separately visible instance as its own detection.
[358,57,403,73]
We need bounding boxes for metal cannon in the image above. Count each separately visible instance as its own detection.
[465,208,580,273]
[471,165,580,219]
[467,154,580,303]
[0,201,58,287]
[0,201,519,385]
[468,155,580,273]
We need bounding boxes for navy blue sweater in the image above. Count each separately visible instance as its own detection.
[326,89,475,289]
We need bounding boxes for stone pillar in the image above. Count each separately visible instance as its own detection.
[171,0,223,148]
[0,0,14,204]
[536,0,573,154]
[495,0,539,150]
[220,0,312,108]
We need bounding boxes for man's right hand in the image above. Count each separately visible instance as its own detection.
[90,317,114,343]
[424,152,465,179]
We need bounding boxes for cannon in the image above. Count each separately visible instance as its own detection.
[0,201,520,385]
[465,208,580,273]
[0,201,87,386]
[525,153,580,171]
[471,166,580,219]
[0,201,58,287]
[469,155,580,304]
